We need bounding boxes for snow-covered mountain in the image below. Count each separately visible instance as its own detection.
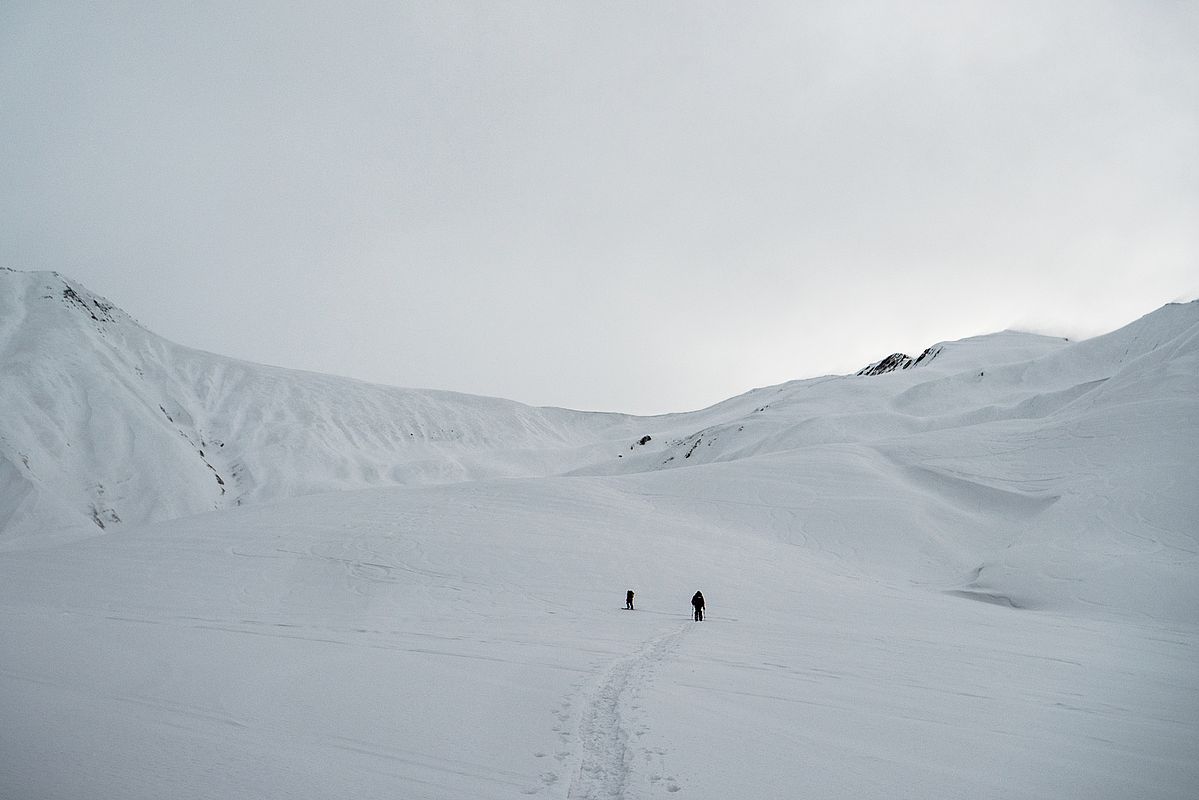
[0,269,657,545]
[2,269,1197,799]
[3,268,1196,622]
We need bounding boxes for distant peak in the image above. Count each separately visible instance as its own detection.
[856,345,941,377]
[18,270,129,326]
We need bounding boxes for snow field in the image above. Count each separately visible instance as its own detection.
[2,473,1196,799]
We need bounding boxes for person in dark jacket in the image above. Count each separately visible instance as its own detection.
[626,589,635,610]
[691,590,705,621]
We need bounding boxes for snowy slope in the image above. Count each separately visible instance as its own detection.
[1,472,1195,799]
[0,270,659,547]
[1,270,1197,799]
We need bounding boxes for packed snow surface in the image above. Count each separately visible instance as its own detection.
[2,269,1197,799]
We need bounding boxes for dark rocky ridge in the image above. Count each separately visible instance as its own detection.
[856,345,942,376]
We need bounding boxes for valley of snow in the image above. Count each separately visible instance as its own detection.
[2,269,1196,799]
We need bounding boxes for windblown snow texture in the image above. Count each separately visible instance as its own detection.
[1,268,1197,799]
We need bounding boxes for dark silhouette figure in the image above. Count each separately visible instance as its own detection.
[626,589,635,610]
[691,590,705,621]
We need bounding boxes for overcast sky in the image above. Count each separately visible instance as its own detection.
[2,2,1196,414]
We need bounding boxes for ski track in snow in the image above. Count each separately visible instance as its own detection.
[552,623,689,800]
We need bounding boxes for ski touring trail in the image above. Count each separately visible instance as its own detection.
[563,623,690,800]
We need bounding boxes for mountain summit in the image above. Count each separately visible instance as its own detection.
[855,345,943,376]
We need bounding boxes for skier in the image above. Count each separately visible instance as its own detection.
[691,590,705,621]
[626,589,635,610]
